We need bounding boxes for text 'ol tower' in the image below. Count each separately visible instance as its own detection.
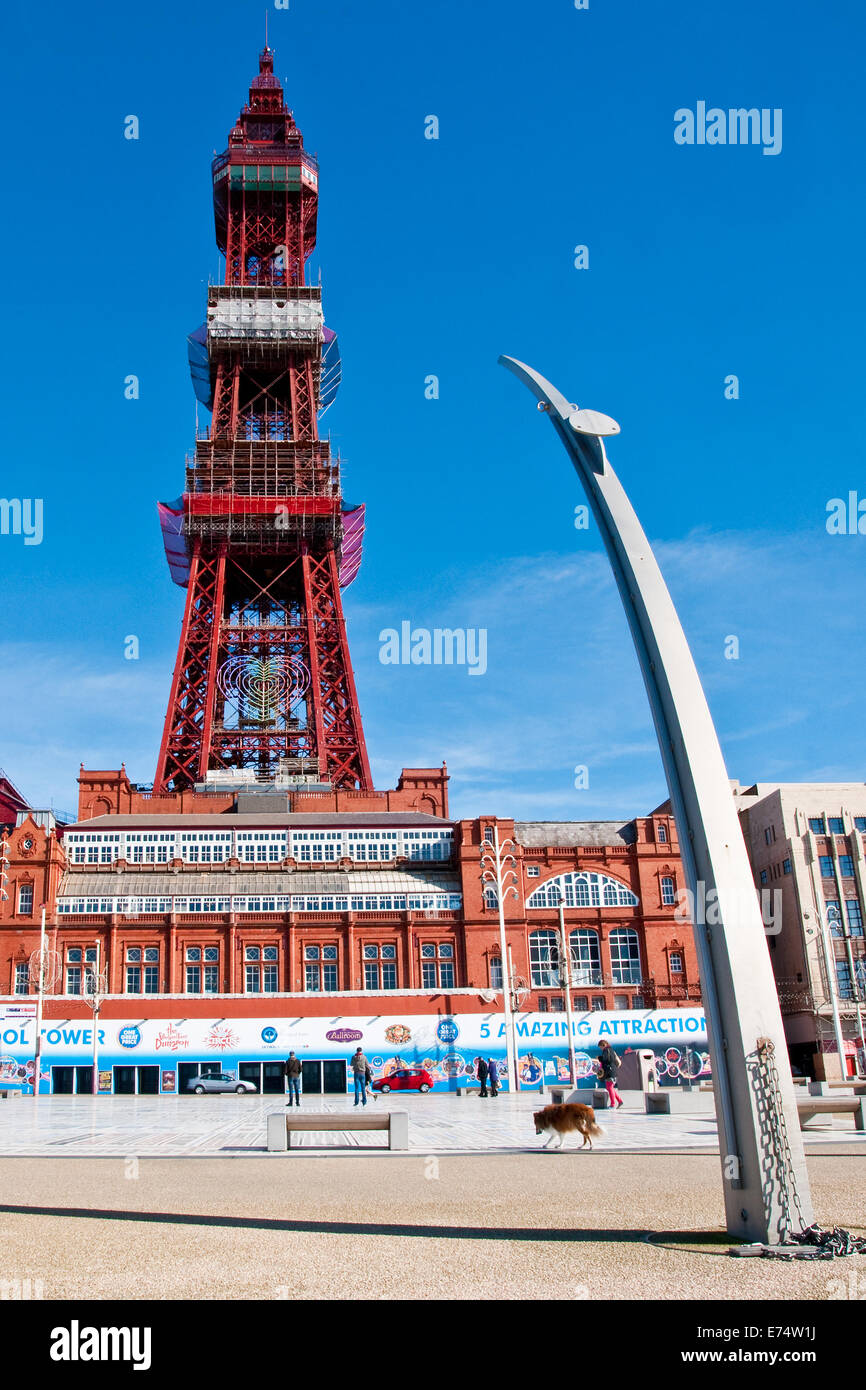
[155,48,372,794]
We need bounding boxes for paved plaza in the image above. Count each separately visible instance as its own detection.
[0,1090,864,1157]
[0,1095,863,1301]
[0,1146,863,1301]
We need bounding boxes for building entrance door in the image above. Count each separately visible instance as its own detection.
[114,1065,135,1094]
[263,1062,285,1093]
[301,1060,322,1094]
[52,1066,74,1094]
[113,1065,159,1095]
[323,1060,347,1094]
[237,1061,287,1094]
[178,1061,221,1094]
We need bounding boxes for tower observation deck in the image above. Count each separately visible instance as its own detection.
[155,47,372,794]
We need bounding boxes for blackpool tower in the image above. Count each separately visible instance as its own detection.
[155,48,372,794]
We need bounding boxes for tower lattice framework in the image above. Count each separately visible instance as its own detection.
[155,47,372,792]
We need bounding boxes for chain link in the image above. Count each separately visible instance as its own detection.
[754,1038,805,1239]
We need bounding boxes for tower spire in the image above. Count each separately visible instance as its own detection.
[155,60,370,794]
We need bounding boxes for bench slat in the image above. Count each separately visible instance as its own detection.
[796,1098,860,1112]
[285,1113,390,1131]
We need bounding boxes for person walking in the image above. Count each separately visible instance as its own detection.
[476,1055,489,1097]
[597,1041,624,1109]
[284,1051,302,1107]
[351,1047,369,1106]
[487,1056,500,1098]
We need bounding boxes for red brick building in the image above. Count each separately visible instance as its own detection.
[2,766,698,1020]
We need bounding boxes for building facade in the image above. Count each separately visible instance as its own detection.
[0,778,704,1094]
[734,782,866,1078]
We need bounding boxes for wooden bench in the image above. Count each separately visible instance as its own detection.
[797,1096,866,1131]
[267,1110,409,1151]
[0,1090,21,1100]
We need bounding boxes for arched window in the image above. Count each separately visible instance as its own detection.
[526,871,639,910]
[660,876,676,906]
[609,928,642,985]
[529,930,560,987]
[657,823,667,843]
[489,956,503,989]
[483,887,498,910]
[568,929,601,985]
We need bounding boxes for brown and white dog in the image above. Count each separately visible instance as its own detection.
[533,1102,604,1150]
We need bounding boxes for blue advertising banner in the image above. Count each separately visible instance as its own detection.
[0,1007,708,1094]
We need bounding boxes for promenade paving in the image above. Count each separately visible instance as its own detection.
[0,1148,863,1301]
[1,1094,863,1300]
[1,1090,864,1157]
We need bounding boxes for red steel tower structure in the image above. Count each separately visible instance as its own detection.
[155,48,372,793]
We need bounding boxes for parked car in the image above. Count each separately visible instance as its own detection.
[187,1072,256,1095]
[371,1068,433,1094]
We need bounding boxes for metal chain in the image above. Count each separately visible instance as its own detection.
[754,1038,805,1239]
[752,1038,866,1259]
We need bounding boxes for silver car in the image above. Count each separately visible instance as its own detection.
[187,1072,256,1095]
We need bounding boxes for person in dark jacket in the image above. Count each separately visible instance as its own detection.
[597,1042,624,1109]
[476,1056,489,1097]
[285,1052,302,1107]
[351,1047,369,1106]
[487,1057,500,1097]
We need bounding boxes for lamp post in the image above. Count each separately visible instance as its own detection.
[83,942,105,1096]
[480,825,519,1090]
[556,892,576,1087]
[839,917,866,1079]
[28,907,60,1098]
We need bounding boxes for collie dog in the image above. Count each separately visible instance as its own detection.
[533,1102,604,1150]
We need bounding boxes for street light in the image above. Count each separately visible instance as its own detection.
[82,941,106,1096]
[28,906,60,1097]
[555,891,576,1088]
[480,825,519,1090]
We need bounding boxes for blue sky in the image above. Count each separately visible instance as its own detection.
[1,0,864,821]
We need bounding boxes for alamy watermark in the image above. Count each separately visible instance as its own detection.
[379,622,487,676]
[674,883,782,936]
[0,498,43,546]
[674,103,782,156]
[826,492,866,535]
[1,1277,44,1299]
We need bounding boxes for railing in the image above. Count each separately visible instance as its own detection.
[212,148,318,175]
[535,970,650,990]
[520,844,632,857]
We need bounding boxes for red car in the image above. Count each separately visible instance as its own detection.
[371,1068,433,1094]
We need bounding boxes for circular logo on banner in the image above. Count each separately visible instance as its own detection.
[118,1026,141,1049]
[261,1027,278,1044]
[436,1018,459,1044]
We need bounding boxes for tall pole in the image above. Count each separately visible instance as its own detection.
[840,923,865,1079]
[33,905,46,1098]
[91,940,101,1096]
[507,943,521,1090]
[557,894,576,1087]
[500,355,814,1243]
[481,825,518,1091]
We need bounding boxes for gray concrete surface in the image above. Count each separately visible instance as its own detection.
[0,1147,862,1300]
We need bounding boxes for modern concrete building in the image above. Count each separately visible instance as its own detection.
[734,782,866,1079]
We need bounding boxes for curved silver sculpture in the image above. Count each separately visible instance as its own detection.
[500,354,813,1244]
